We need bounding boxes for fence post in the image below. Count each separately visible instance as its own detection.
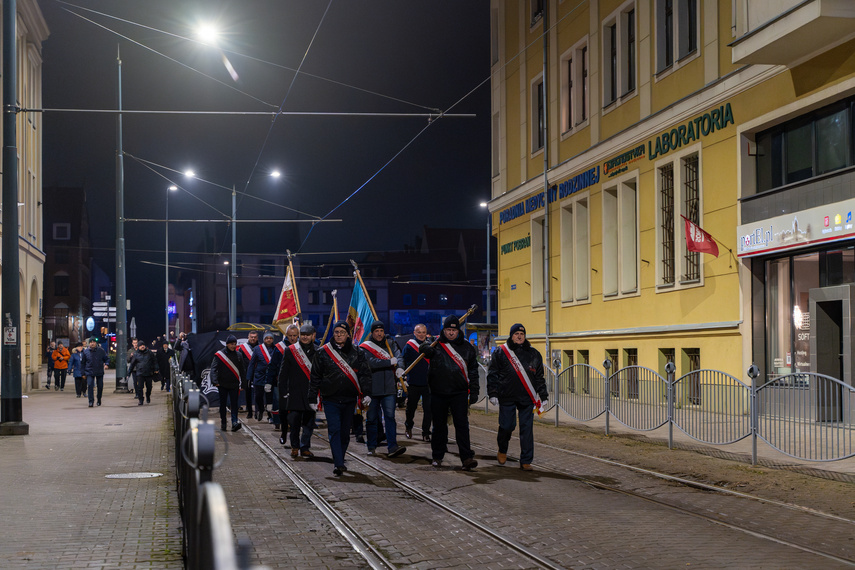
[665,361,675,450]
[748,364,760,465]
[603,359,611,436]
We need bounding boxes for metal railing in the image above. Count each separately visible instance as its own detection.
[479,361,855,464]
[171,365,250,569]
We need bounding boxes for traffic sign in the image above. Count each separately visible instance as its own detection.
[93,302,109,308]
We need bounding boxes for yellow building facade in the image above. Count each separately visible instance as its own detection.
[489,0,855,387]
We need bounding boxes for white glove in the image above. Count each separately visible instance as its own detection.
[389,357,398,366]
[266,403,273,412]
[395,368,404,378]
[489,397,499,406]
[264,383,272,393]
[403,381,409,390]
[309,403,318,412]
[362,396,372,407]
[541,399,549,409]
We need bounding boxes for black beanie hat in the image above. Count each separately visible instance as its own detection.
[371,321,385,332]
[443,315,460,330]
[226,334,238,344]
[333,320,350,334]
[509,323,526,337]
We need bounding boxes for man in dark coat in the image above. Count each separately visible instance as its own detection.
[309,321,371,476]
[247,331,280,428]
[419,315,479,470]
[238,330,259,419]
[129,341,158,405]
[211,335,246,431]
[361,321,406,458]
[487,323,549,471]
[279,323,318,458]
[81,337,109,407]
[402,323,432,441]
[156,338,175,392]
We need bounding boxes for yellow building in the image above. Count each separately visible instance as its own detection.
[0,0,49,391]
[489,0,855,389]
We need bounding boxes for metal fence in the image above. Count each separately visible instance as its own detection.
[171,365,247,569]
[476,362,855,464]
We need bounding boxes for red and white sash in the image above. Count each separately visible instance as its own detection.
[289,343,313,379]
[501,343,543,414]
[275,341,287,355]
[323,344,362,396]
[238,343,254,360]
[406,339,429,363]
[360,340,391,361]
[258,343,274,364]
[439,342,468,382]
[215,350,241,382]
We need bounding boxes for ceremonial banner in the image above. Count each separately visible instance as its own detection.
[347,281,374,345]
[273,270,298,325]
[682,215,720,258]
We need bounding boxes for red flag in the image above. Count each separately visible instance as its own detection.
[682,216,719,257]
[273,270,298,324]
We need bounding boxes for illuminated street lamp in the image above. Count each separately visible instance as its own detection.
[165,185,177,337]
[480,202,491,324]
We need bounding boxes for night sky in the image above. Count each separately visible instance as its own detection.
[39,1,491,341]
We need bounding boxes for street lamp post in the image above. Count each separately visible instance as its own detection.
[166,185,177,337]
[224,261,231,323]
[230,185,236,326]
[480,202,492,324]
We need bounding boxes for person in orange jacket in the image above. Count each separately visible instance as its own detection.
[51,341,71,392]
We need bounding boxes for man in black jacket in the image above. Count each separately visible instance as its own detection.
[128,341,158,406]
[279,323,318,458]
[309,321,371,476]
[211,335,246,431]
[487,323,549,471]
[420,315,479,470]
[403,323,432,441]
[156,338,175,392]
[361,321,406,458]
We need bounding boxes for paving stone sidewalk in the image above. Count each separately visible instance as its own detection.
[0,372,183,569]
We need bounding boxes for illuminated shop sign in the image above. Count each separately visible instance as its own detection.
[736,197,855,257]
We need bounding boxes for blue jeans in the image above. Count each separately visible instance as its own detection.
[323,400,355,469]
[498,401,535,464]
[367,394,398,451]
[87,376,103,405]
[218,387,240,425]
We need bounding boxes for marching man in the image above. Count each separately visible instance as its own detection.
[487,323,549,471]
[247,331,280,429]
[278,323,319,459]
[360,321,406,458]
[211,335,247,432]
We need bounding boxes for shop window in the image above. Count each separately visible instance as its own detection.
[560,40,589,133]
[656,148,702,289]
[560,195,590,302]
[602,176,638,298]
[603,2,637,107]
[655,0,698,73]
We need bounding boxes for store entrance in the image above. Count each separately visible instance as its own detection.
[809,285,854,422]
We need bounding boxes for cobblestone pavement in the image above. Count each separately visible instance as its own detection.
[0,373,182,569]
[238,407,854,569]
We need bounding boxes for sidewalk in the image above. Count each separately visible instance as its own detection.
[0,371,183,569]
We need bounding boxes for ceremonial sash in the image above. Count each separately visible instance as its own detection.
[360,340,391,360]
[501,344,543,414]
[275,341,287,355]
[258,344,274,364]
[238,343,254,360]
[289,344,313,379]
[215,350,241,382]
[439,342,468,382]
[407,339,429,363]
[323,344,362,396]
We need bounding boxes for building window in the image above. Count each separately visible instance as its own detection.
[52,223,70,241]
[439,294,448,306]
[532,217,546,306]
[403,294,412,306]
[530,0,543,27]
[308,290,319,305]
[259,259,275,276]
[660,347,676,377]
[561,40,589,133]
[656,0,698,73]
[417,294,426,306]
[682,347,701,405]
[531,75,545,152]
[54,275,69,297]
[454,294,463,305]
[624,348,639,399]
[260,287,274,305]
[560,195,590,302]
[656,149,702,288]
[606,348,620,396]
[602,176,638,298]
[603,2,637,107]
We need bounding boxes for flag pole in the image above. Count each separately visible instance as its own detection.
[286,250,302,324]
[401,304,478,376]
[350,260,407,395]
[321,289,337,344]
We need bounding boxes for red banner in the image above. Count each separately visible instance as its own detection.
[274,271,298,322]
[683,216,719,258]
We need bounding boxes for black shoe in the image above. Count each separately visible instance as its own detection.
[221,422,227,431]
[422,434,431,442]
[138,400,144,406]
[462,457,478,471]
[246,411,253,419]
[333,466,343,476]
[97,401,101,406]
[431,459,442,468]
[279,436,286,445]
[388,445,406,458]
[146,396,150,403]
[88,403,94,408]
[60,389,64,392]
[356,436,365,444]
[232,422,242,432]
[54,385,59,391]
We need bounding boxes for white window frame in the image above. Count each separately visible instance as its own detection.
[655,0,700,78]
[53,222,71,241]
[602,1,637,110]
[560,37,590,136]
[654,143,704,290]
[531,73,545,155]
[602,171,639,299]
[560,192,591,304]
[531,215,546,308]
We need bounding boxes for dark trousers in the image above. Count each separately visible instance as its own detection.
[87,376,104,404]
[429,392,473,464]
[404,384,432,435]
[498,400,535,464]
[218,387,240,426]
[134,374,153,401]
[45,368,54,386]
[323,399,355,469]
[74,375,85,396]
[55,369,67,390]
[287,410,316,451]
